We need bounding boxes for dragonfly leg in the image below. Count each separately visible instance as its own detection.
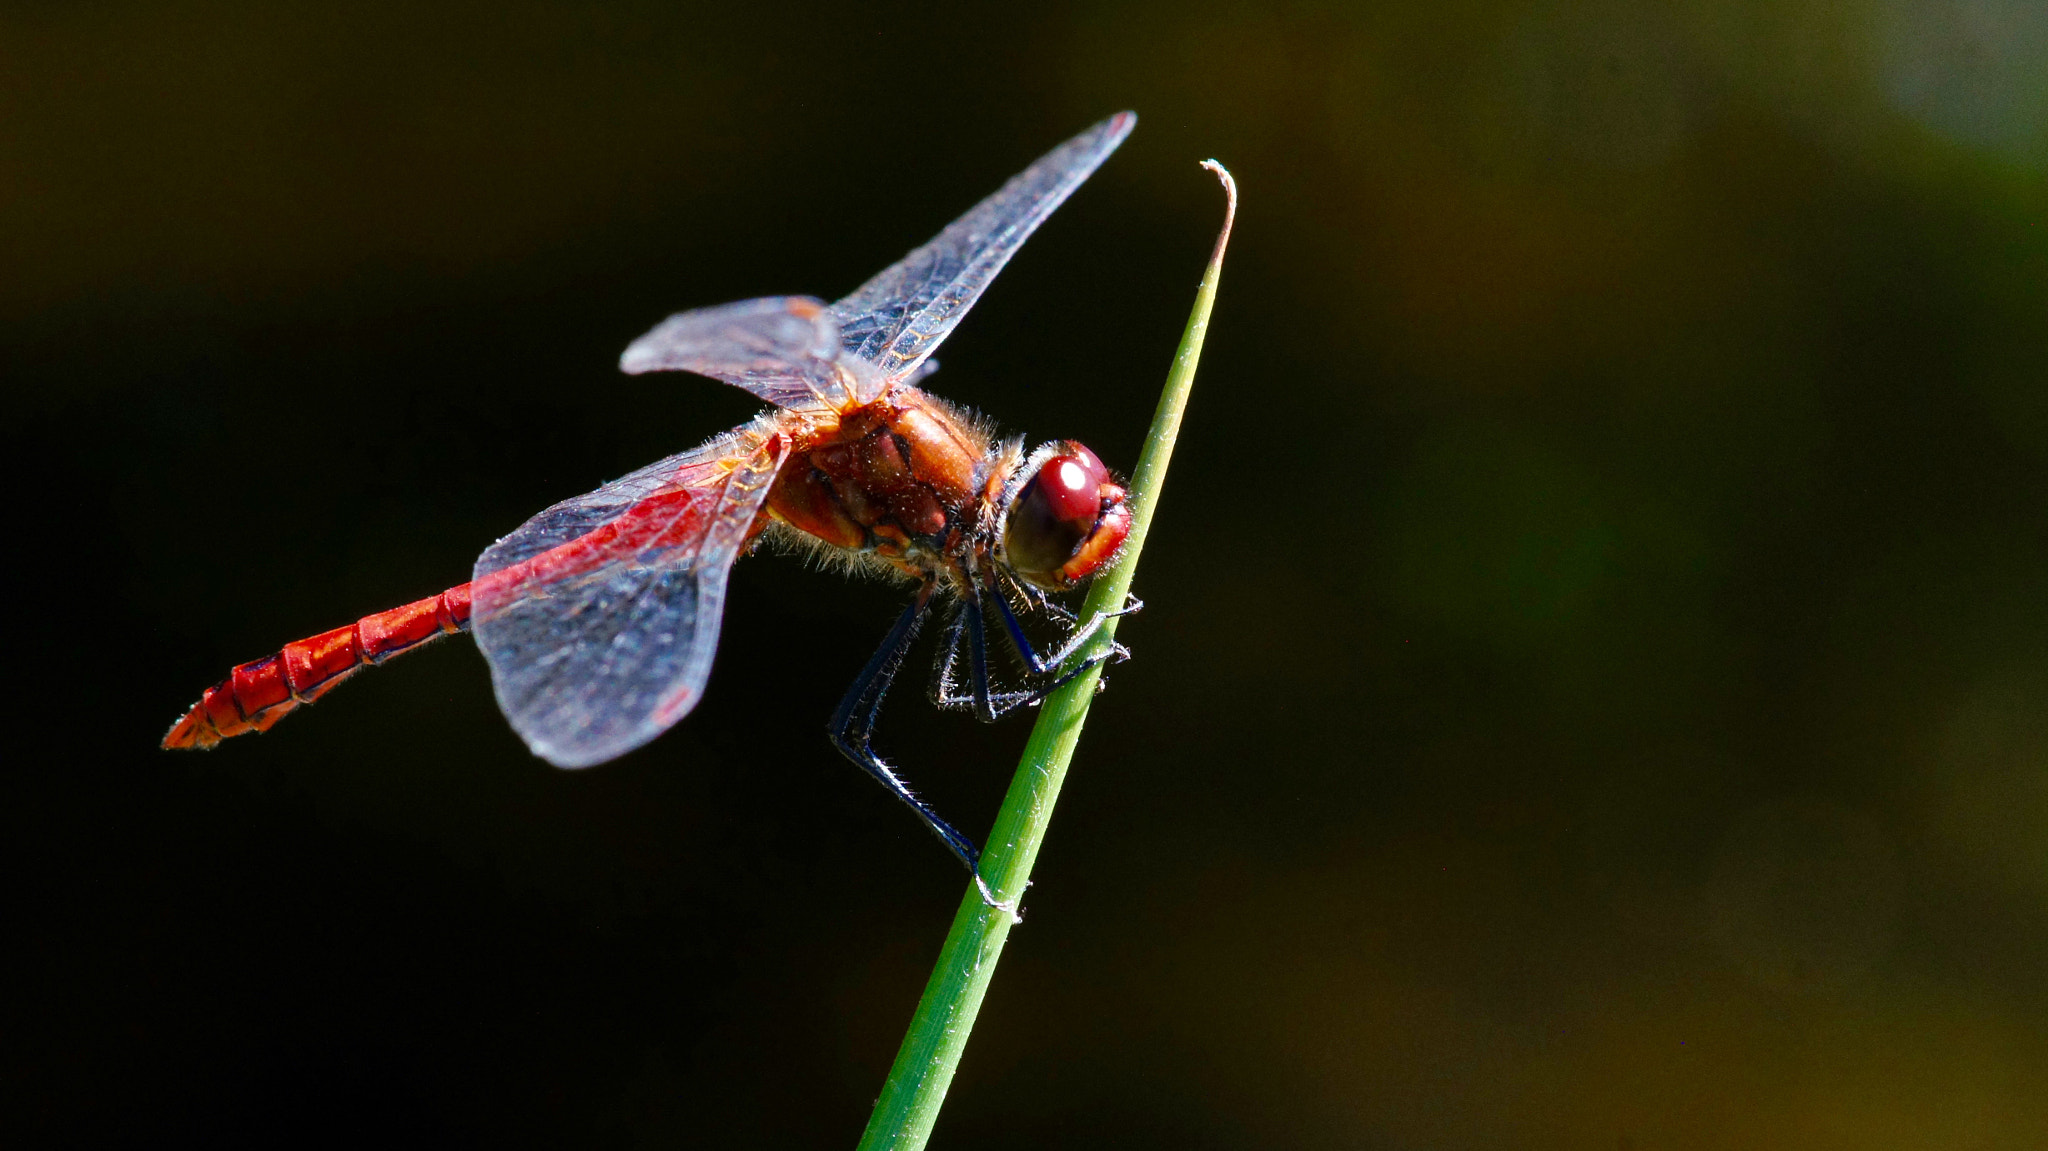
[927,581,1142,722]
[984,577,1142,676]
[963,593,999,723]
[830,586,1012,911]
[930,589,1051,719]
[927,601,974,712]
[1045,592,1143,670]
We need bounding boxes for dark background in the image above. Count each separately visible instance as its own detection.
[9,1,2048,1146]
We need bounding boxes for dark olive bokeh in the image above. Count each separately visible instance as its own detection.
[9,1,2048,1146]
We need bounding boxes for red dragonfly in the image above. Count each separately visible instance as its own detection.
[165,113,1140,896]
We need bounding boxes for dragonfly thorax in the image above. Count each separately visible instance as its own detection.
[765,386,995,579]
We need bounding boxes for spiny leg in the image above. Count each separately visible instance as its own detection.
[929,601,971,710]
[964,593,999,723]
[937,614,1048,712]
[930,602,1034,718]
[1000,572,1139,637]
[983,575,1142,676]
[930,586,1067,718]
[829,585,1010,910]
[929,581,1142,722]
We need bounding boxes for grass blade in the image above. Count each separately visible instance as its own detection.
[856,160,1238,1151]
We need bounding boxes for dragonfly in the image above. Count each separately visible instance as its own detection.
[164,112,1141,900]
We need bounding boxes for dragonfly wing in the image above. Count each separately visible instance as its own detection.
[471,415,788,768]
[830,111,1135,381]
[618,296,880,414]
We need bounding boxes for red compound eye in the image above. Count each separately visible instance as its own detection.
[1037,454,1104,527]
[1004,442,1124,588]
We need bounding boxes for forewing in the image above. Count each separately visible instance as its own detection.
[471,415,787,768]
[830,111,1135,381]
[618,296,879,414]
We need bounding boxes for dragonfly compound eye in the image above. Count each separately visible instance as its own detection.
[1004,441,1132,589]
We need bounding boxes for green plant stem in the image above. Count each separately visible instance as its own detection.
[856,160,1237,1151]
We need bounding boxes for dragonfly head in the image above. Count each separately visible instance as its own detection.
[1001,441,1131,591]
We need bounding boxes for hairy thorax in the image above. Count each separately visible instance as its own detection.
[763,387,1010,581]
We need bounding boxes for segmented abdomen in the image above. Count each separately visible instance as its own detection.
[162,585,473,750]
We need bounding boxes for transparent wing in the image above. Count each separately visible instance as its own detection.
[831,111,1135,381]
[470,414,788,768]
[618,296,881,414]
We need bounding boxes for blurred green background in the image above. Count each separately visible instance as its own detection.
[8,1,2048,1146]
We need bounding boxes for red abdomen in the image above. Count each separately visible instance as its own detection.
[162,585,473,750]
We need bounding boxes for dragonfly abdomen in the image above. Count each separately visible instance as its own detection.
[162,585,473,750]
